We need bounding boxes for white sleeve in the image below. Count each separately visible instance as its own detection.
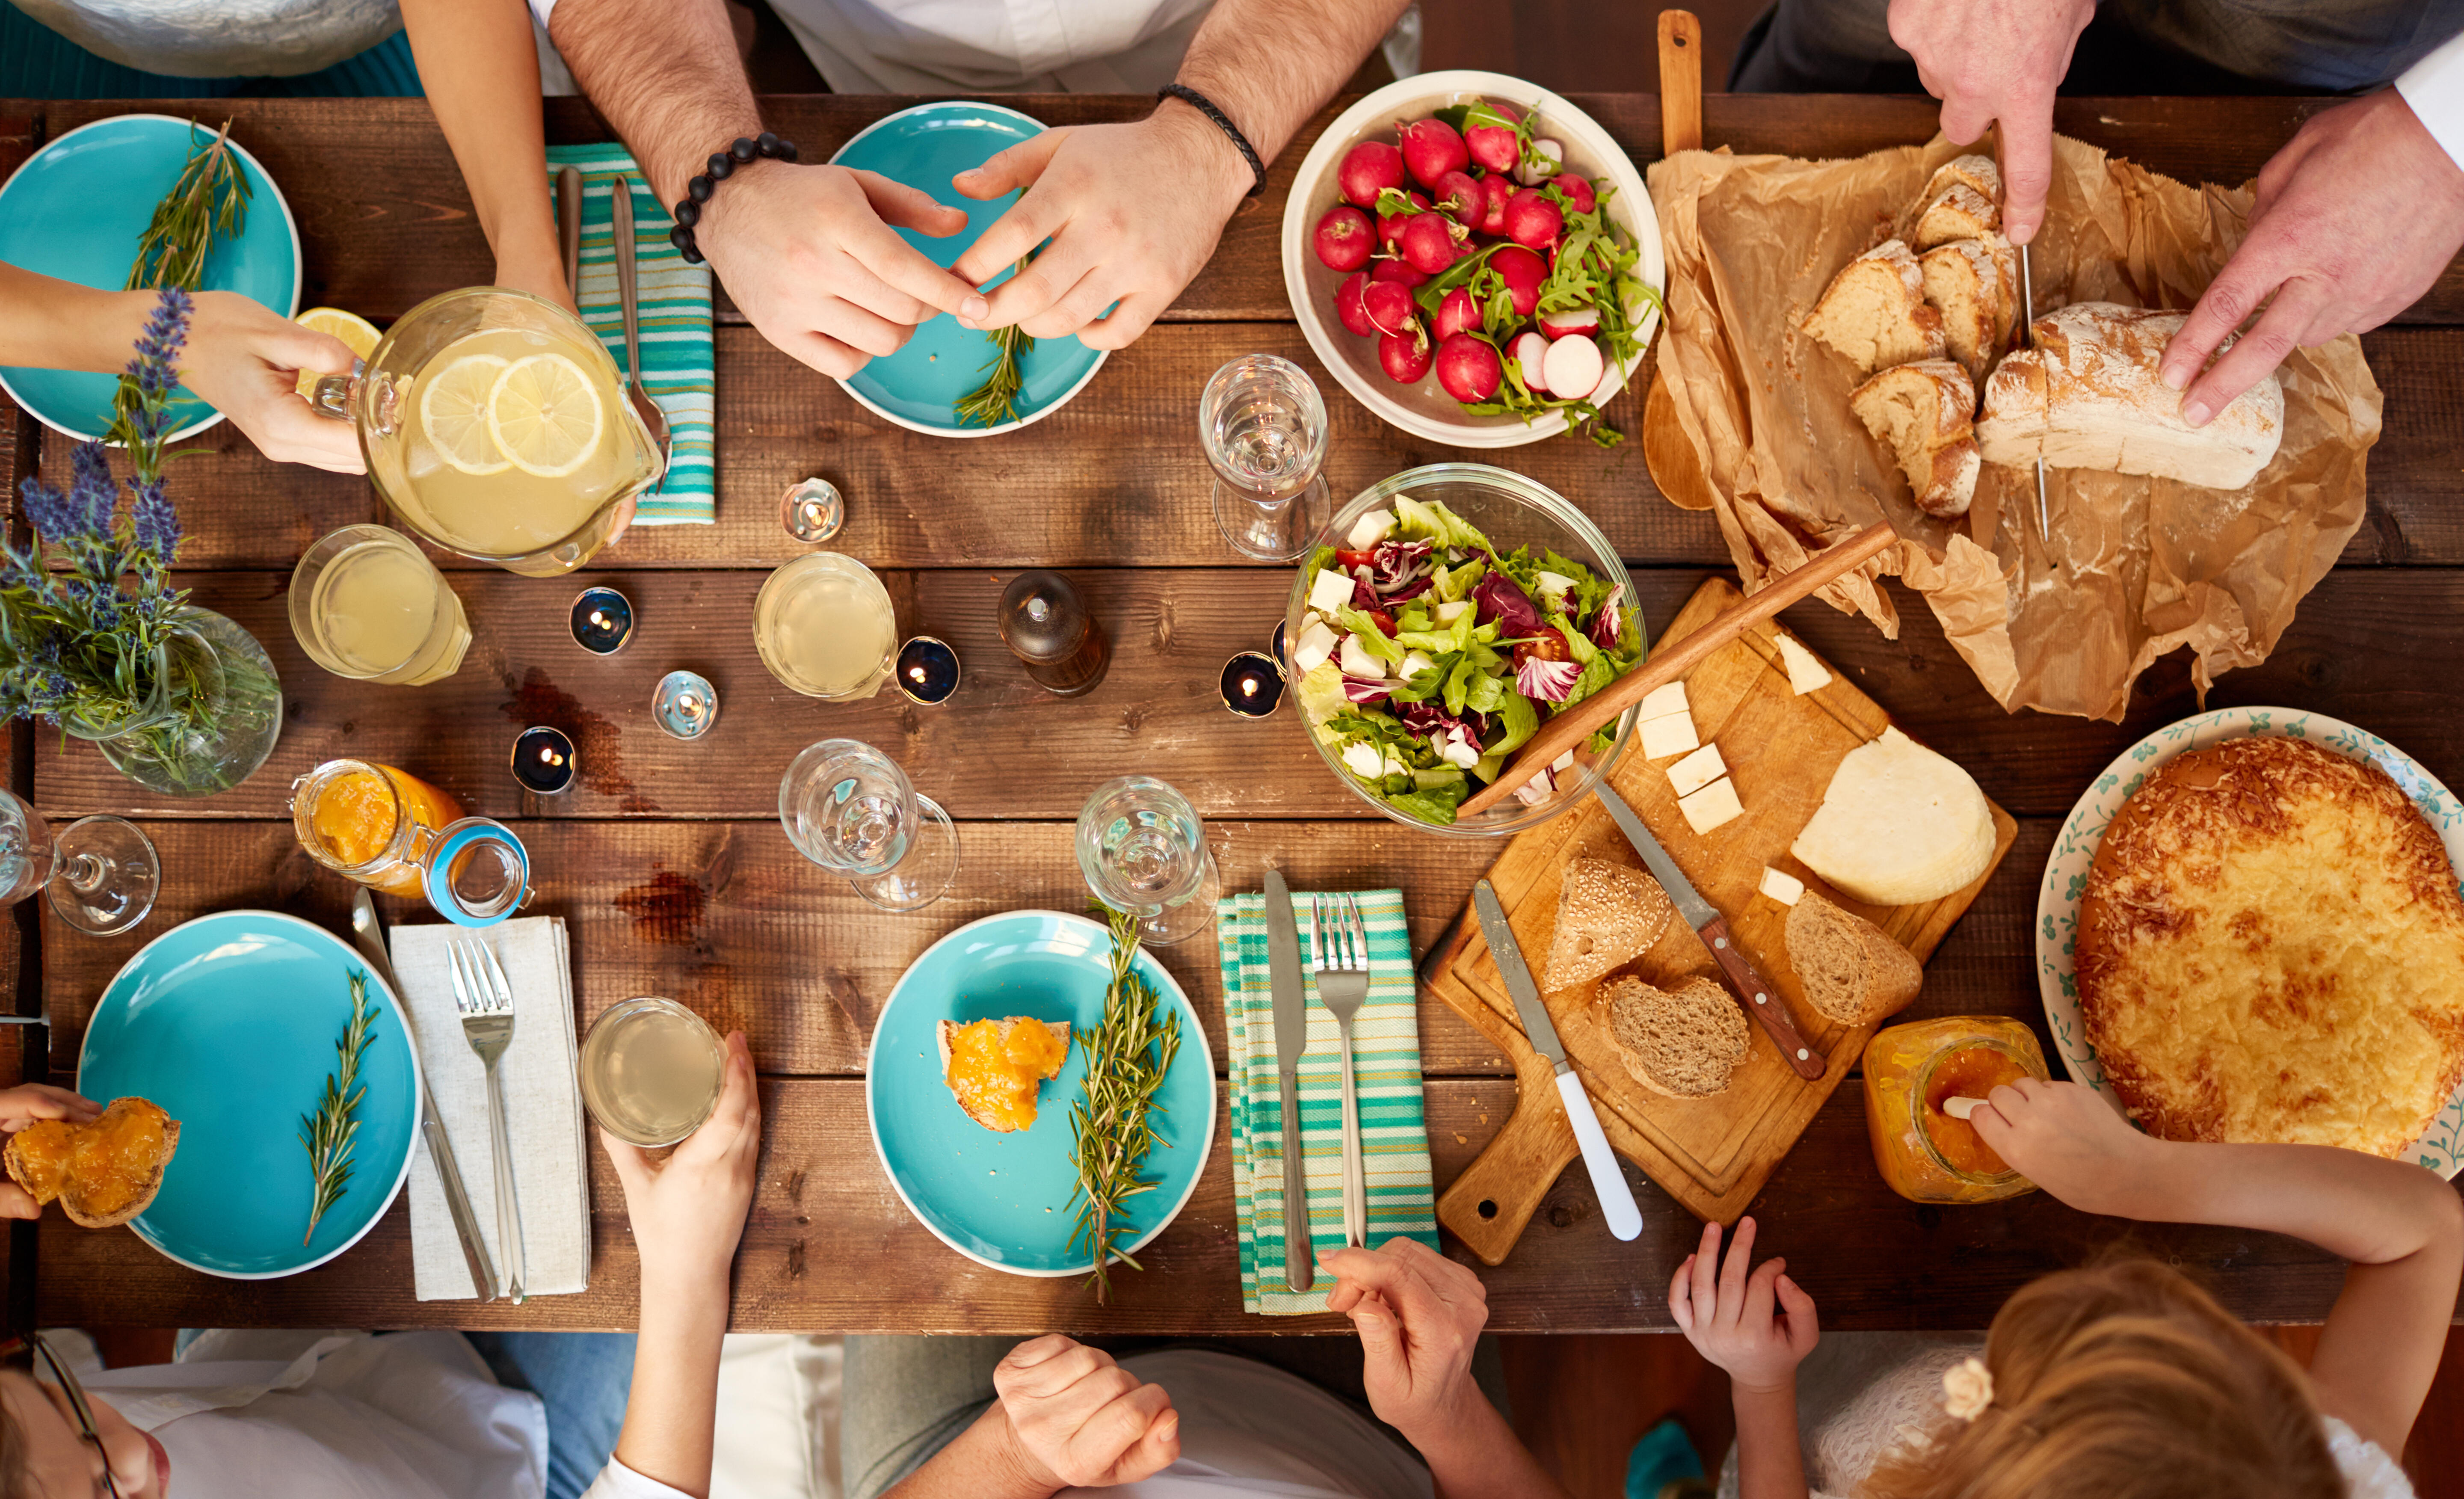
[578,1455,698,1499]
[527,0,557,29]
[2396,30,2464,170]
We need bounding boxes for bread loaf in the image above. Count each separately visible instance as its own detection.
[1919,235,2016,387]
[1850,359,1979,518]
[1784,892,1922,1026]
[1974,303,2284,489]
[1603,976,1748,1099]
[1803,240,1946,374]
[1912,184,1999,252]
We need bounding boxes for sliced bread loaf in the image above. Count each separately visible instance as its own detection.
[1919,234,2017,388]
[1850,359,1980,518]
[1803,240,1946,374]
[1604,976,1750,1099]
[1912,184,1999,251]
[1545,858,1676,989]
[1784,892,1923,1026]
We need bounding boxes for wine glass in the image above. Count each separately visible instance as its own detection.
[1075,776,1222,946]
[0,789,160,936]
[1200,354,1331,562]
[778,739,955,912]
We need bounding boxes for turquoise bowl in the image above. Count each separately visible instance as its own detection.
[828,101,1108,436]
[0,113,301,443]
[866,909,1214,1274]
[77,911,419,1278]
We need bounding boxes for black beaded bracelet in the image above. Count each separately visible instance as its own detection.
[667,131,799,264]
[1158,83,1265,198]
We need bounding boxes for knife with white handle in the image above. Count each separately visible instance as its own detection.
[1472,881,1643,1242]
[1265,870,1315,1291]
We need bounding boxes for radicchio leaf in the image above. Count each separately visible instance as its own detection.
[1471,569,1540,637]
[1587,582,1627,651]
[1368,538,1435,594]
[1381,573,1434,606]
[1340,675,1392,708]
[1516,655,1583,702]
[1348,567,1380,611]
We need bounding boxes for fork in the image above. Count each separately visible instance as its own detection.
[450,938,526,1303]
[1311,894,1371,1250]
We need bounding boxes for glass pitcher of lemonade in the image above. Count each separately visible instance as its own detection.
[310,288,663,577]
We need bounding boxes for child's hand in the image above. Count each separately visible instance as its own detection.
[603,1031,761,1284]
[1667,1217,1817,1393]
[992,1335,1179,1488]
[1969,1076,2162,1219]
[0,1086,99,1220]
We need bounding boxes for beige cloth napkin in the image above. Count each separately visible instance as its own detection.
[391,917,591,1300]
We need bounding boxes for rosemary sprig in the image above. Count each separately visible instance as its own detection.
[108,120,251,453]
[1067,905,1182,1303]
[299,969,379,1246]
[953,257,1034,428]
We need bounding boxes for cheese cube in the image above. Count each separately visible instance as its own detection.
[1434,600,1472,623]
[1400,649,1437,681]
[1347,509,1397,549]
[1666,741,1727,798]
[1550,751,1575,773]
[1340,742,1384,779]
[1759,866,1806,906]
[1776,633,1833,694]
[1338,634,1387,678]
[1677,776,1745,835]
[1292,619,1338,673]
[1638,681,1690,720]
[1308,567,1358,614]
[1640,711,1700,760]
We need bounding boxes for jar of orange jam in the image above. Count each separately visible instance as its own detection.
[1861,1016,2050,1204]
[290,759,466,897]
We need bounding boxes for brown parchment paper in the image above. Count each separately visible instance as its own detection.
[1645,134,2383,721]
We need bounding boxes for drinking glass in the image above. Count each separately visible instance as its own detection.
[754,553,897,701]
[1075,775,1221,946]
[779,739,955,911]
[0,789,159,936]
[1200,354,1331,562]
[289,524,471,684]
[578,996,726,1146]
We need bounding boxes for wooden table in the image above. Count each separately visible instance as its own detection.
[3,93,2458,1335]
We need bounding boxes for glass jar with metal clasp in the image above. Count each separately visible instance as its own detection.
[290,758,534,927]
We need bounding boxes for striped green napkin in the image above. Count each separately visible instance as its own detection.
[1215,888,1439,1315]
[545,145,714,525]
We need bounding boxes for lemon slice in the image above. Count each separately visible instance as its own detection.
[417,353,513,476]
[487,353,604,479]
[293,307,381,398]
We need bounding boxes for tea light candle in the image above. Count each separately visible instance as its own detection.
[1220,652,1284,718]
[570,587,634,654]
[512,726,578,794]
[894,637,960,705]
[653,670,720,739]
[780,478,844,543]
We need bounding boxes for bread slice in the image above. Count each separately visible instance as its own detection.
[1919,154,2001,210]
[4,1096,180,1229]
[1784,892,1923,1026]
[936,1017,1072,1134]
[1803,240,1946,374]
[1544,858,1676,990]
[1919,234,2017,388]
[1975,302,2285,490]
[1912,184,1999,252]
[1603,976,1749,1099]
[1850,359,1981,518]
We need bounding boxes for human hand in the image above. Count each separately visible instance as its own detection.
[948,101,1254,350]
[603,1030,761,1283]
[1969,1075,2164,1218]
[1321,1236,1493,1443]
[0,1085,99,1220]
[176,290,364,473]
[2159,87,2464,426]
[695,158,988,378]
[990,1335,1180,1489]
[1886,0,2097,244]
[1667,1217,1818,1394]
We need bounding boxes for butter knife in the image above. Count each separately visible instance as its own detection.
[1266,870,1314,1292]
[352,888,499,1301]
[1473,882,1643,1241]
[1592,781,1826,1081]
[556,165,582,296]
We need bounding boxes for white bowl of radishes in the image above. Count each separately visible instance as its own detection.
[1280,70,1664,450]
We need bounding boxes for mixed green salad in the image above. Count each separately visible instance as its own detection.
[1293,495,1642,826]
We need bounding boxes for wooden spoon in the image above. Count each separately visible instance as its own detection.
[1643,10,1720,514]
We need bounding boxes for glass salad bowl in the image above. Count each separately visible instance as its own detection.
[1282,462,1643,838]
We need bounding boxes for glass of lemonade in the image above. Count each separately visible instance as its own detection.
[309,287,663,577]
[578,996,726,1147]
[754,553,896,700]
[289,524,471,684]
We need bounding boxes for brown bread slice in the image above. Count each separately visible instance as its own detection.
[4,1096,180,1229]
[936,1018,1072,1134]
[1604,976,1749,1099]
[1803,240,1945,374]
[1784,892,1923,1026]
[1544,858,1676,990]
[1850,359,1980,518]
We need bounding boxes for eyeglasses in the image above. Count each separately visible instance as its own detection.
[0,1331,120,1498]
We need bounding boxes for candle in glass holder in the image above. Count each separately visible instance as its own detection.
[570,587,634,654]
[653,670,720,739]
[512,726,578,794]
[998,570,1108,698]
[780,479,844,543]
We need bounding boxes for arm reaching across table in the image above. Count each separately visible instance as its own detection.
[1667,1218,1817,1499]
[1884,0,2096,246]
[400,0,573,309]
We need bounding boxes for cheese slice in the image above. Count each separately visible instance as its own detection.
[1678,776,1744,835]
[1789,726,1994,904]
[1640,711,1700,760]
[1776,633,1833,694]
[1759,866,1806,906]
[1638,681,1690,720]
[1667,741,1726,798]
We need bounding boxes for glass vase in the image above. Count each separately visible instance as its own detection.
[65,606,284,797]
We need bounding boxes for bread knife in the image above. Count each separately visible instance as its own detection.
[1265,870,1314,1292]
[2020,241,2051,540]
[1472,880,1644,1242]
[1592,780,1827,1081]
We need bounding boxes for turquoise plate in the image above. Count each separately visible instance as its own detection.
[77,911,420,1278]
[867,910,1215,1274]
[0,114,302,443]
[828,102,1108,437]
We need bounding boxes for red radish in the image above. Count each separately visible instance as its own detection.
[1510,331,1552,391]
[1504,189,1564,249]
[1360,279,1419,339]
[1466,104,1522,173]
[1336,272,1375,336]
[1491,244,1546,316]
[1432,169,1483,228]
[1543,334,1605,402]
[1432,287,1478,341]
[1397,212,1465,275]
[1369,258,1429,288]
[1557,175,1596,215]
[1379,329,1432,384]
[1397,117,1469,189]
[1478,174,1513,236]
[1376,190,1431,249]
[1435,333,1502,403]
[1339,140,1407,207]
[1537,304,1600,339]
[1313,206,1373,271]
[1516,137,1564,186]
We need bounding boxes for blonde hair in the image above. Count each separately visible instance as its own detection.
[1860,1259,2343,1499]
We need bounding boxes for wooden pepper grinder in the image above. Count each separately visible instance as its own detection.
[999,570,1109,697]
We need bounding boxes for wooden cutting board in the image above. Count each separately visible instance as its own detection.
[1421,578,2017,1262]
